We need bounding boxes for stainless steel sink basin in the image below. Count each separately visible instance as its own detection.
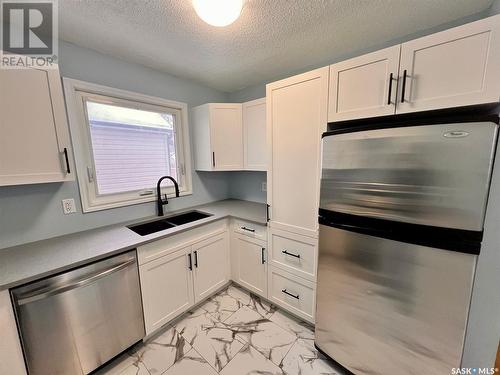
[128,211,212,236]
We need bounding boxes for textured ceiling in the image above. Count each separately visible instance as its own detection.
[59,0,493,92]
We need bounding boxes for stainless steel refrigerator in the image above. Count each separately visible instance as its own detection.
[315,118,498,375]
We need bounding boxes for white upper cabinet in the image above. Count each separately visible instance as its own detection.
[193,100,266,171]
[328,15,500,122]
[397,14,500,114]
[193,103,243,171]
[0,62,73,186]
[328,45,401,122]
[267,67,329,236]
[243,98,267,171]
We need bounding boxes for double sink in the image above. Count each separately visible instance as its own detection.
[128,210,212,236]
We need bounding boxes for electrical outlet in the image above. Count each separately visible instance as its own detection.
[62,199,77,214]
[262,182,267,192]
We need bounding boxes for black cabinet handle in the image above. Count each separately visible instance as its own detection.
[241,226,255,233]
[261,248,266,264]
[194,250,198,268]
[387,73,393,105]
[188,253,193,270]
[401,69,407,103]
[282,250,300,259]
[282,289,299,300]
[212,152,216,167]
[266,204,270,222]
[63,148,71,174]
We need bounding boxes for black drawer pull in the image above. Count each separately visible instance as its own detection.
[188,253,193,270]
[63,148,71,174]
[212,152,216,167]
[241,226,255,233]
[261,247,266,264]
[194,250,198,268]
[282,250,300,259]
[282,289,299,300]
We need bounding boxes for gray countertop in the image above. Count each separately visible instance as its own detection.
[0,199,267,291]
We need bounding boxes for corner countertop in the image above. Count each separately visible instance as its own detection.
[0,199,267,291]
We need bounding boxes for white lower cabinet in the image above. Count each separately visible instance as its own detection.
[138,221,229,336]
[233,234,267,298]
[268,266,316,324]
[139,246,194,335]
[269,228,318,282]
[193,232,230,302]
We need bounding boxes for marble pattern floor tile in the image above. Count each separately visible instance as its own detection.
[131,326,191,375]
[281,339,344,375]
[173,306,245,371]
[163,348,218,375]
[99,284,351,375]
[269,309,315,340]
[220,344,284,375]
[117,362,150,375]
[95,352,140,375]
[226,283,278,318]
[201,286,246,321]
[225,306,296,367]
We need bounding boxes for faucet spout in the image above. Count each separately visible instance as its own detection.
[156,176,180,216]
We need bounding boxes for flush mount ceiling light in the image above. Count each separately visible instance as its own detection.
[192,0,245,27]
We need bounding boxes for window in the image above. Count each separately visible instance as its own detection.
[64,79,192,212]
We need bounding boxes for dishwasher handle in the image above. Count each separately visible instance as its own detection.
[16,258,136,306]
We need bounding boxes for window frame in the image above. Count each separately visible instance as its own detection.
[63,78,192,213]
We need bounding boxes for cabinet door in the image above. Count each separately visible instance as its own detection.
[397,15,500,114]
[210,104,243,170]
[139,247,194,335]
[235,235,267,297]
[243,98,266,171]
[0,65,72,186]
[267,67,329,236]
[193,231,229,302]
[328,45,401,122]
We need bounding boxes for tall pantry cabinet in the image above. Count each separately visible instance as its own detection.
[265,67,329,322]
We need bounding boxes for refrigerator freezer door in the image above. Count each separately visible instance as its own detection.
[315,224,476,375]
[320,122,497,231]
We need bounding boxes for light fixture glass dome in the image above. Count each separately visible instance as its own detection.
[192,0,244,27]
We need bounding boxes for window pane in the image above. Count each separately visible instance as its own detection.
[85,100,178,195]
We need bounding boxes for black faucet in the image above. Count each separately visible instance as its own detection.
[156,176,180,216]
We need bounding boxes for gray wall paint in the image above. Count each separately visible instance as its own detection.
[227,172,267,204]
[228,5,499,103]
[489,0,500,14]
[0,41,232,249]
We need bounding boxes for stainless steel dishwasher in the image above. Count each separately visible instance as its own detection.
[11,251,145,375]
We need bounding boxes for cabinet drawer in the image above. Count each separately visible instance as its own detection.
[268,266,316,323]
[137,220,227,265]
[270,229,317,281]
[233,219,267,241]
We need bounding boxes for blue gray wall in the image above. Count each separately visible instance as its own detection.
[228,172,266,203]
[0,41,233,249]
